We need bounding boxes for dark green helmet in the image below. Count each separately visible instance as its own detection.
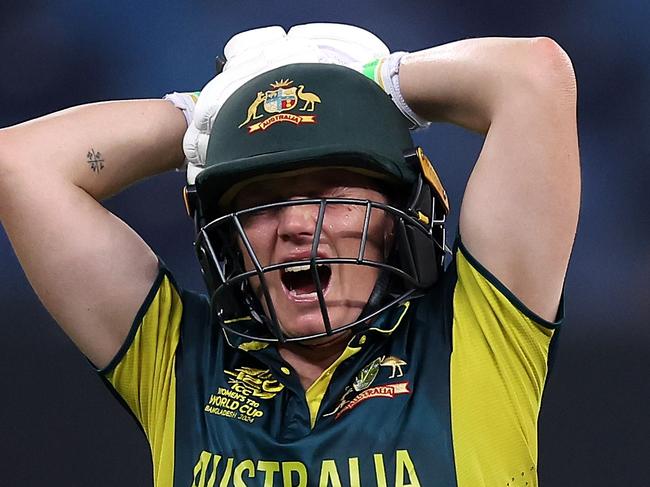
[184,63,449,343]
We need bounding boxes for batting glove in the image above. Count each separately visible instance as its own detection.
[181,23,429,182]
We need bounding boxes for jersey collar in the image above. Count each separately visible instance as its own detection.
[222,300,411,352]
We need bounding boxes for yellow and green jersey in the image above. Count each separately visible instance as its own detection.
[100,240,561,487]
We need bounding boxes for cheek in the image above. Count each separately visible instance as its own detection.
[239,219,277,268]
[237,223,276,300]
[362,210,395,260]
[324,207,393,260]
[322,207,364,257]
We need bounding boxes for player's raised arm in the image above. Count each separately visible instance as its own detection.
[399,37,580,321]
[0,100,187,368]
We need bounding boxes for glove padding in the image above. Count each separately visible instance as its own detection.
[184,23,390,182]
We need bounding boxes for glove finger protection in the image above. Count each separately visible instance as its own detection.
[183,23,429,176]
[287,23,389,70]
[286,24,430,129]
[223,25,287,67]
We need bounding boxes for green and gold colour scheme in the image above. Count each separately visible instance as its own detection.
[100,240,561,486]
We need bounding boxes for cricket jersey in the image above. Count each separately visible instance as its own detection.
[100,240,561,487]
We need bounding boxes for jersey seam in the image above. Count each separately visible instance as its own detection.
[97,260,170,374]
[457,239,564,330]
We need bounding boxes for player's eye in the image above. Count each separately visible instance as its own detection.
[238,205,279,228]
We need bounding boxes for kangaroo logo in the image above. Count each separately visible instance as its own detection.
[238,91,266,128]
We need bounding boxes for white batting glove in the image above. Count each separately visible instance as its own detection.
[184,26,322,181]
[287,24,429,129]
[182,23,426,182]
[286,23,389,71]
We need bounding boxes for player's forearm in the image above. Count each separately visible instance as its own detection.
[399,37,576,134]
[0,100,186,202]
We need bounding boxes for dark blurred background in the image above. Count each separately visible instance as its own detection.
[1,1,648,485]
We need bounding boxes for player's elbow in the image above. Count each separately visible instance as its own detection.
[524,37,577,104]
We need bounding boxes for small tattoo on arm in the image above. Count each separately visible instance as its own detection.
[86,148,105,173]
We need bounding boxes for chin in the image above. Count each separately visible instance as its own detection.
[278,305,362,340]
[299,330,353,348]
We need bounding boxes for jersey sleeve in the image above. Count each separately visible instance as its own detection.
[450,240,562,486]
[99,265,183,487]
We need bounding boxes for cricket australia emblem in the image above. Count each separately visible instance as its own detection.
[325,355,411,420]
[264,85,298,113]
[239,79,320,133]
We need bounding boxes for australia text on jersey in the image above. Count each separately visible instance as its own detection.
[191,449,422,487]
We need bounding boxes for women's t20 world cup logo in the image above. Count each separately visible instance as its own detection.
[239,79,321,133]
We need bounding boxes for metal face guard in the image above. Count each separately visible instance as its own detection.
[194,192,447,343]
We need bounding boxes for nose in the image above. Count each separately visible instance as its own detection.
[277,198,320,243]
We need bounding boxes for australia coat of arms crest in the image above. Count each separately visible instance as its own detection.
[238,79,320,133]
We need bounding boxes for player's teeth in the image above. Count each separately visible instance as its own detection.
[284,263,330,273]
[289,290,317,297]
[285,264,311,273]
[284,264,329,272]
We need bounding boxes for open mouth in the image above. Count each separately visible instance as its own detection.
[280,263,332,300]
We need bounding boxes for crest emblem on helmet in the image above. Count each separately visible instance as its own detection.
[239,79,320,133]
[263,80,298,113]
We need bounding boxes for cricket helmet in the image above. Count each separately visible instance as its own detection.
[184,63,449,343]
